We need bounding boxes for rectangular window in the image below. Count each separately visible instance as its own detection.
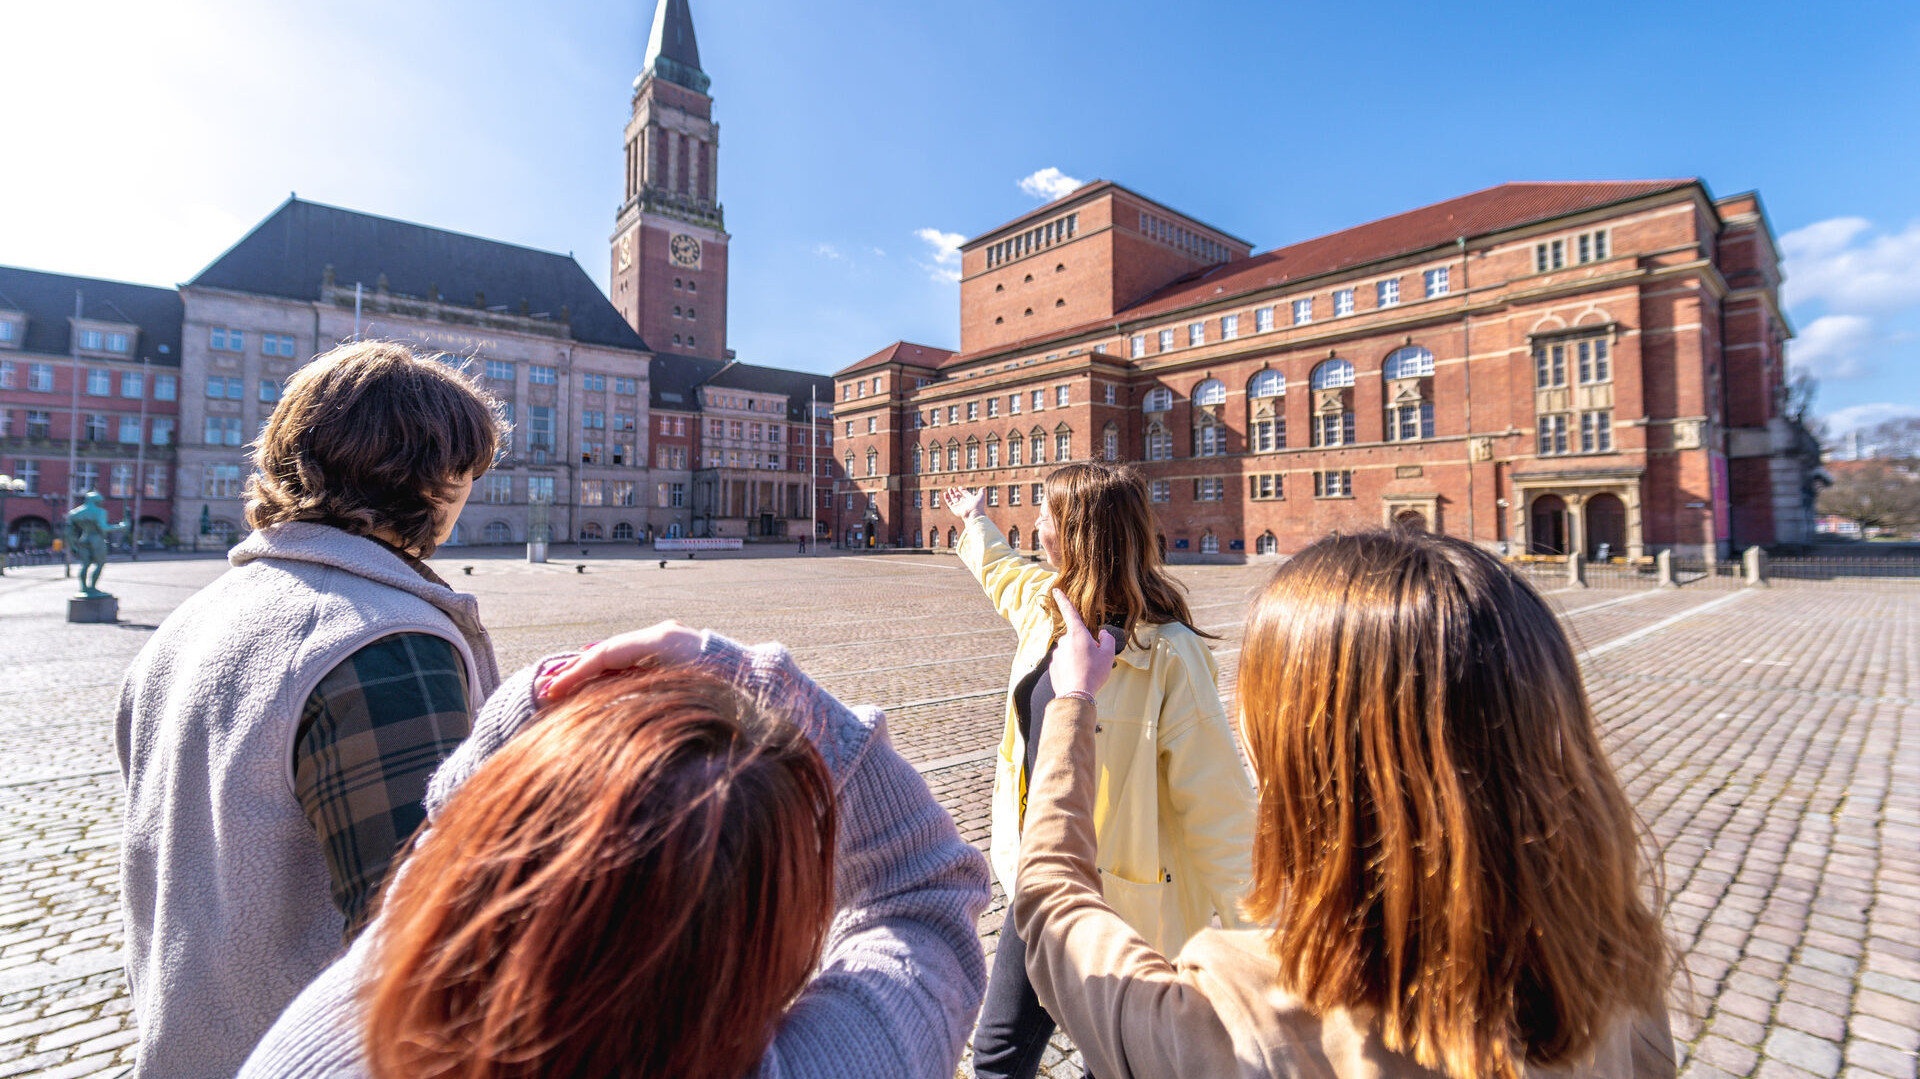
[529,365,557,385]
[1292,298,1313,325]
[866,416,877,434]
[1130,334,1146,358]
[1031,390,1045,411]
[1424,267,1450,297]
[1333,289,1354,316]
[1576,339,1611,383]
[1032,483,1045,506]
[144,465,167,498]
[615,377,638,395]
[528,406,554,449]
[1534,344,1568,388]
[1386,402,1435,441]
[1193,477,1224,502]
[1576,230,1608,264]
[486,359,515,382]
[1158,329,1175,351]
[120,372,143,398]
[85,413,109,441]
[108,333,129,353]
[1376,279,1400,307]
[0,360,12,389]
[1188,322,1205,347]
[1009,393,1021,415]
[912,490,923,509]
[1104,383,1117,405]
[28,363,53,391]
[1537,414,1570,456]
[1255,306,1274,332]
[203,464,243,499]
[1221,314,1240,340]
[259,380,282,404]
[482,475,513,504]
[950,405,962,423]
[87,369,111,395]
[154,374,177,400]
[119,416,141,443]
[1055,431,1071,461]
[151,417,174,445]
[1312,411,1355,447]
[986,486,999,507]
[1056,385,1069,407]
[986,397,999,418]
[1313,470,1353,498]
[204,416,243,446]
[582,373,606,392]
[1149,479,1170,503]
[1580,410,1613,453]
[79,330,104,351]
[527,476,554,503]
[580,479,605,506]
[1196,422,1224,457]
[1008,485,1021,506]
[26,410,52,439]
[966,401,978,421]
[0,321,12,343]
[1251,473,1283,500]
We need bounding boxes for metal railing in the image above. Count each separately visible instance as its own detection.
[1509,549,1920,590]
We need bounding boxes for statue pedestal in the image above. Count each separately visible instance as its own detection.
[67,595,118,623]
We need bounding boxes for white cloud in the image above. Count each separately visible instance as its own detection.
[914,227,965,283]
[813,242,843,260]
[1822,402,1920,439]
[1782,216,1920,312]
[1790,314,1877,379]
[1017,167,1084,202]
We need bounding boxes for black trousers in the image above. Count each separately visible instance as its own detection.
[972,913,1096,1079]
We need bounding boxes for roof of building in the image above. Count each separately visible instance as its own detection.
[946,179,1703,365]
[648,351,728,410]
[1122,179,1700,320]
[702,360,835,422]
[188,197,648,352]
[641,0,709,94]
[0,265,184,365]
[835,340,956,377]
[965,179,1255,251]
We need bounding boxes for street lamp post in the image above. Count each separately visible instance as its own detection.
[0,475,26,575]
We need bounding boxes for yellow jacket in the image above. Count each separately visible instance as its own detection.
[958,515,1255,955]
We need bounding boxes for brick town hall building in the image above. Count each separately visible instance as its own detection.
[1,0,835,550]
[834,179,1817,560]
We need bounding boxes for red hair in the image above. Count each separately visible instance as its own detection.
[362,663,837,1079]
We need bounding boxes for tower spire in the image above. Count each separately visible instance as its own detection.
[641,0,709,94]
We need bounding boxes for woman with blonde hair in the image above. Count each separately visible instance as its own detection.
[1017,529,1675,1079]
[946,461,1255,1079]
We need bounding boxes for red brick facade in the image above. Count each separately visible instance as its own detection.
[835,180,1812,559]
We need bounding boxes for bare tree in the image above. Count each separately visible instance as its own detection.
[1818,458,1920,534]
[1861,416,1920,461]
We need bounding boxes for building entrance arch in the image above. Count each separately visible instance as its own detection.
[1585,493,1627,560]
[1394,509,1428,532]
[1529,495,1568,555]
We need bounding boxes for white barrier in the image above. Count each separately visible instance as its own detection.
[654,537,744,552]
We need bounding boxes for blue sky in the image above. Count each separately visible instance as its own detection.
[3,0,1917,437]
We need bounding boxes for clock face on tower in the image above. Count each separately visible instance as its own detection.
[669,233,702,268]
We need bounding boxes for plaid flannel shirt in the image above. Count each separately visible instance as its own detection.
[294,632,471,939]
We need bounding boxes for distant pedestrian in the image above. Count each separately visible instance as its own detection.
[115,341,507,1078]
[946,461,1254,1079]
[241,621,990,1079]
[1016,530,1676,1079]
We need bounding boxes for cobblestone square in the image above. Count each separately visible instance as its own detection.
[1,550,1915,1079]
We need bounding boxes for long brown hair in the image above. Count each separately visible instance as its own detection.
[362,664,837,1079]
[1239,530,1668,1079]
[1041,461,1207,649]
[248,341,506,556]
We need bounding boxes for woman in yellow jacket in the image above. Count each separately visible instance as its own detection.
[945,461,1254,1079]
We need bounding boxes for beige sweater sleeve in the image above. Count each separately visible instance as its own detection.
[1013,697,1244,1079]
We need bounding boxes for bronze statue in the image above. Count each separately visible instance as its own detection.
[65,490,126,598]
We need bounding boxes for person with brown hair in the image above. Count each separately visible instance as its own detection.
[946,461,1255,1079]
[239,621,992,1079]
[1016,530,1677,1079]
[116,341,507,1077]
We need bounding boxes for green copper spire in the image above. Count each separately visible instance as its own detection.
[641,0,710,95]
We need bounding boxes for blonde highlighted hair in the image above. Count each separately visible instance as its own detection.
[1239,530,1669,1079]
[1040,461,1205,649]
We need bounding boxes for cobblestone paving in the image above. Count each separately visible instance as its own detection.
[0,550,1914,1079]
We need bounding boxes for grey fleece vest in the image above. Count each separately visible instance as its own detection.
[114,522,500,1079]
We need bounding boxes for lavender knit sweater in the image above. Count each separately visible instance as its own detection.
[238,632,992,1079]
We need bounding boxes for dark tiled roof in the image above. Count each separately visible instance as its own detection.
[0,266,184,365]
[1121,179,1700,320]
[649,351,728,410]
[835,340,955,377]
[188,198,647,352]
[702,361,835,422]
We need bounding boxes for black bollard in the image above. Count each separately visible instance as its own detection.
[462,566,473,576]
[658,560,667,569]
[575,564,586,574]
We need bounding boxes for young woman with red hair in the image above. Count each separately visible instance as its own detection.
[240,622,991,1079]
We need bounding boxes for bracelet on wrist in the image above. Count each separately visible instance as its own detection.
[1056,690,1096,704]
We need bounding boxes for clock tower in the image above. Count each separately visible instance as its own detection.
[612,0,728,359]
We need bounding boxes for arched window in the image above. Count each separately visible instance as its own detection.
[484,520,513,544]
[1031,528,1043,552]
[1248,371,1287,453]
[1194,414,1225,457]
[866,448,878,477]
[582,522,605,540]
[946,526,957,548]
[1192,379,1227,406]
[612,522,635,540]
[1102,422,1120,461]
[1030,428,1047,465]
[1310,358,1354,389]
[1145,421,1173,461]
[1008,526,1020,550]
[1007,430,1024,466]
[1143,387,1173,412]
[1256,531,1277,555]
[928,527,939,548]
[1383,346,1434,379]
[1200,531,1219,554]
[1248,369,1286,398]
[1054,426,1072,462]
[986,436,1001,468]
